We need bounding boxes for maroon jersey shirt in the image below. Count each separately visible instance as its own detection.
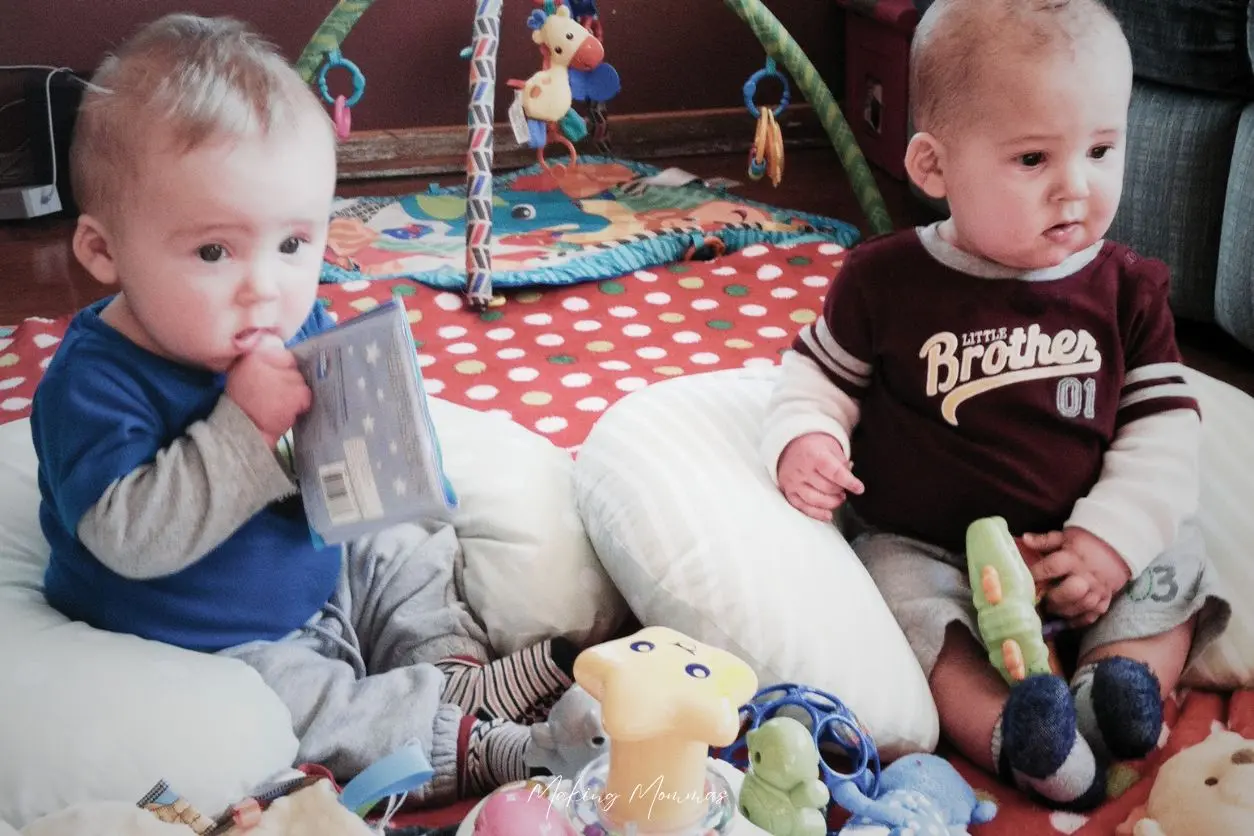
[795,229,1199,552]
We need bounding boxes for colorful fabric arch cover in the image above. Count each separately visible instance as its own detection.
[320,157,860,290]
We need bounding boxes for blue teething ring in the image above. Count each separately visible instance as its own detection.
[317,49,366,108]
[742,57,791,120]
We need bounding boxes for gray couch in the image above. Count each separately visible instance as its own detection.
[1106,0,1254,351]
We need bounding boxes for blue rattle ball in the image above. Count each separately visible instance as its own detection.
[713,683,882,801]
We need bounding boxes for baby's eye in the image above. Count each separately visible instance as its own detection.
[279,237,303,255]
[1018,152,1045,168]
[1090,144,1114,160]
[197,244,226,263]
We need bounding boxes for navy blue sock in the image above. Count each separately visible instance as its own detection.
[1072,657,1163,761]
[991,674,1107,810]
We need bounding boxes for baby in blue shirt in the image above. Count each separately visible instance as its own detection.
[32,13,578,803]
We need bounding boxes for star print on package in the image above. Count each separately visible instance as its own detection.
[289,298,457,546]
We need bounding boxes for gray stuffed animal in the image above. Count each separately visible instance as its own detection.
[525,685,609,778]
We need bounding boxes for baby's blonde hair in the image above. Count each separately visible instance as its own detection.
[909,0,1126,137]
[70,14,331,218]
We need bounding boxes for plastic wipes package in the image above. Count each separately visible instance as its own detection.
[289,298,456,546]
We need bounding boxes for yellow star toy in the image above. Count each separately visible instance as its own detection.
[573,626,758,832]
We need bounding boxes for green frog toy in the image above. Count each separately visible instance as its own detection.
[738,716,830,836]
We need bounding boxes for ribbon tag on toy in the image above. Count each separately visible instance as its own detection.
[508,91,531,145]
[638,167,703,188]
[338,743,434,817]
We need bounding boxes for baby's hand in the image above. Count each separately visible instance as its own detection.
[776,432,864,522]
[226,336,312,449]
[1025,527,1131,628]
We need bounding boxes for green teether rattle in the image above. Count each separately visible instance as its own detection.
[967,516,1057,686]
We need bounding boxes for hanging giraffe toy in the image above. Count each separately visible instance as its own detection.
[508,0,620,170]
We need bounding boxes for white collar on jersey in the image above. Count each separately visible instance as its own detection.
[916,222,1104,282]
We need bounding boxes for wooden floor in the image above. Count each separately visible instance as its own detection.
[1,147,1251,394]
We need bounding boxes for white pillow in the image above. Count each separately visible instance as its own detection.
[428,398,628,653]
[0,418,299,830]
[573,366,940,760]
[1179,368,1254,689]
[0,398,624,829]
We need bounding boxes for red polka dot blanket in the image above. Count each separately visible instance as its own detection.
[0,239,852,450]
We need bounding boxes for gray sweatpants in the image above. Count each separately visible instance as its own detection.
[219,521,491,803]
[843,511,1232,681]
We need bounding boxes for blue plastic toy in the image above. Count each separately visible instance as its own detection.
[833,753,998,835]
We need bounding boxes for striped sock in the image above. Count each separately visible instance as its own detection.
[1072,657,1163,761]
[459,716,533,797]
[992,674,1108,811]
[438,637,577,723]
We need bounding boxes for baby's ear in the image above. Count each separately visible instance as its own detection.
[72,215,120,287]
[904,132,947,200]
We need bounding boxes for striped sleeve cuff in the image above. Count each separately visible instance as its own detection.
[795,317,872,397]
[1118,362,1199,426]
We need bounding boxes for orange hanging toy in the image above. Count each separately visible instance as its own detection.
[744,57,789,187]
